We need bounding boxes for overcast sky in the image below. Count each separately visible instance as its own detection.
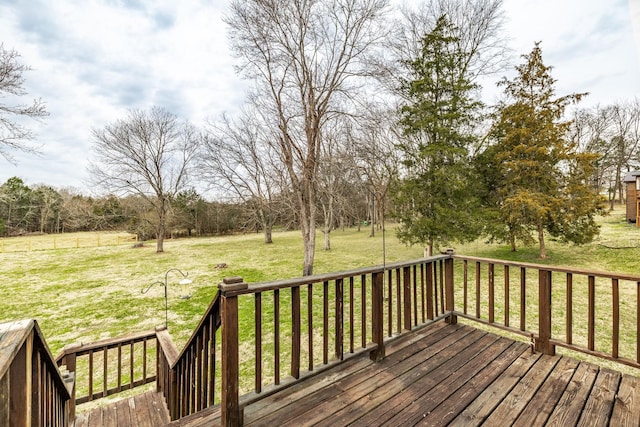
[1,0,639,193]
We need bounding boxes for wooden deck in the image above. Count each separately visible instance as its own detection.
[73,391,170,427]
[168,321,640,427]
[73,321,640,426]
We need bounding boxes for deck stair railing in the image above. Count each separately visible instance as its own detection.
[0,319,71,427]
[54,329,158,420]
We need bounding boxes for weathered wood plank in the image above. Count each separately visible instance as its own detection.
[304,330,496,426]
[374,337,514,426]
[114,397,133,426]
[482,352,561,425]
[417,341,529,426]
[546,362,599,426]
[609,374,640,426]
[576,368,621,427]
[101,402,118,427]
[448,348,542,427]
[512,356,578,426]
[248,323,472,426]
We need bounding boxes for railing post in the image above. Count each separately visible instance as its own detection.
[60,343,80,423]
[444,253,457,324]
[220,276,248,427]
[370,270,385,361]
[536,269,555,355]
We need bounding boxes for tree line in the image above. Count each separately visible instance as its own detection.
[2,0,634,274]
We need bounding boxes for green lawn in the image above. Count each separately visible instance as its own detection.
[1,206,638,371]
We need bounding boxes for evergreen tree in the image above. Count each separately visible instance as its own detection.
[392,15,483,255]
[486,43,604,258]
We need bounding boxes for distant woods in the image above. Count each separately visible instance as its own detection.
[0,176,373,240]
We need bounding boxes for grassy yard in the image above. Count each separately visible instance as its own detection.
[1,206,639,382]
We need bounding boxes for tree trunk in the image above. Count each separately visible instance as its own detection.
[323,228,331,251]
[156,199,166,253]
[537,221,546,259]
[264,224,273,244]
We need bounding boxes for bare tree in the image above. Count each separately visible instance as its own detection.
[351,105,401,237]
[200,108,283,244]
[90,107,199,252]
[0,44,48,162]
[226,0,389,275]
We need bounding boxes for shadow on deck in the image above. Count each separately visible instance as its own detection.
[165,321,639,426]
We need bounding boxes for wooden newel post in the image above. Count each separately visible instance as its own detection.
[220,276,248,427]
[536,269,555,355]
[60,343,80,423]
[444,253,457,324]
[370,270,385,362]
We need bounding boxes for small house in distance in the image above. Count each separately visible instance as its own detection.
[624,170,640,224]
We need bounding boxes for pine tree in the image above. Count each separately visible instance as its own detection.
[393,15,483,255]
[486,43,604,258]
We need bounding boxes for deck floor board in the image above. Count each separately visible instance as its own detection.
[73,391,169,427]
[81,322,639,426]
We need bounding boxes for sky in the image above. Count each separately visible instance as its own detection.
[1,0,639,194]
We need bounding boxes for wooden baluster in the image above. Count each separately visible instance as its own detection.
[566,273,573,345]
[426,263,434,320]
[420,264,426,323]
[387,270,393,337]
[612,278,619,359]
[103,347,108,398]
[117,343,122,392]
[88,351,94,401]
[588,275,595,351]
[220,276,247,427]
[396,268,401,334]
[291,286,301,379]
[335,278,344,360]
[274,289,280,385]
[349,277,354,354]
[412,265,418,326]
[361,275,366,348]
[439,259,445,314]
[504,265,510,327]
[520,267,526,331]
[463,260,468,315]
[323,281,329,365]
[308,283,314,371]
[488,263,495,324]
[403,266,411,331]
[370,270,385,361]
[637,281,640,364]
[255,292,262,392]
[475,262,481,319]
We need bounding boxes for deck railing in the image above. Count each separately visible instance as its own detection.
[55,329,158,419]
[452,255,640,369]
[211,255,453,425]
[156,286,221,420]
[0,319,71,427]
[24,252,638,425]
